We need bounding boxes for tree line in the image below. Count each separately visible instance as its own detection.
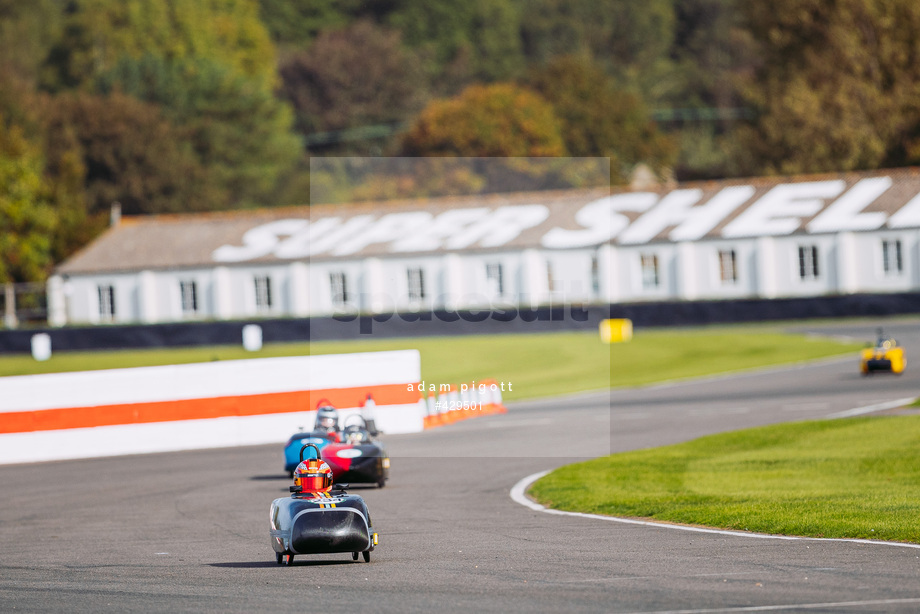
[2,0,920,283]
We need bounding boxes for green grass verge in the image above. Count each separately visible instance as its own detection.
[530,415,920,543]
[0,326,864,402]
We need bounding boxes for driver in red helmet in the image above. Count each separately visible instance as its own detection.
[293,456,334,495]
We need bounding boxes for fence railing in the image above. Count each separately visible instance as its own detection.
[1,282,48,329]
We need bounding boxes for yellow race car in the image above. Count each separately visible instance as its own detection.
[860,330,906,375]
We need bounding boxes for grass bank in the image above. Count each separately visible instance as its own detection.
[530,415,920,543]
[0,326,864,402]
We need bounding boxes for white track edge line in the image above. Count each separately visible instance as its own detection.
[620,596,920,614]
[827,397,917,419]
[510,470,920,549]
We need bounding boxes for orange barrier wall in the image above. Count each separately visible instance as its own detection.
[0,350,423,464]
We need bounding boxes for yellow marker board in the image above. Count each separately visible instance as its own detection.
[600,318,632,343]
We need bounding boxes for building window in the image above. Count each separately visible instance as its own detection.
[330,272,348,308]
[798,245,819,280]
[640,254,659,289]
[882,239,903,276]
[590,254,600,295]
[180,280,198,314]
[98,285,115,321]
[254,275,272,311]
[718,249,738,284]
[546,261,556,293]
[407,267,425,302]
[486,262,504,297]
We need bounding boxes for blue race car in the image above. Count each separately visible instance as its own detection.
[283,412,388,487]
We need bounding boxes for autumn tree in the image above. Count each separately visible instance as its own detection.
[401,83,566,157]
[526,55,677,183]
[36,0,302,210]
[0,120,57,283]
[519,0,678,101]
[518,0,757,180]
[96,55,301,207]
[41,91,220,217]
[661,0,754,179]
[735,0,920,174]
[42,0,279,91]
[278,20,429,151]
[0,0,63,84]
[383,0,526,92]
[0,67,92,272]
[256,0,363,49]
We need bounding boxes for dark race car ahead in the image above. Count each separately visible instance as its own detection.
[322,416,390,488]
[284,413,389,487]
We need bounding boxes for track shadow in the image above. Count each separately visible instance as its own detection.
[210,559,356,568]
[209,561,281,569]
[249,474,290,481]
[848,372,903,380]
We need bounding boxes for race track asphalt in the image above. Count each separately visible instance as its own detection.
[2,318,920,613]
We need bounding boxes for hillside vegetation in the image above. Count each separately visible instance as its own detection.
[3,0,920,284]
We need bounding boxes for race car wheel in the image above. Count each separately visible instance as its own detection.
[276,552,283,565]
[377,479,386,488]
[352,552,359,561]
[363,551,370,563]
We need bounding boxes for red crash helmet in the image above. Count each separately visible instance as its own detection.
[294,458,334,493]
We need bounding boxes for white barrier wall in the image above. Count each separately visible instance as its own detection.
[0,350,422,464]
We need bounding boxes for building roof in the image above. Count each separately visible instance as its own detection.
[57,167,920,275]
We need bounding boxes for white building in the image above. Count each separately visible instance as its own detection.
[48,168,920,326]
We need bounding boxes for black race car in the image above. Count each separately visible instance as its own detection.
[270,444,378,564]
[321,415,390,488]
